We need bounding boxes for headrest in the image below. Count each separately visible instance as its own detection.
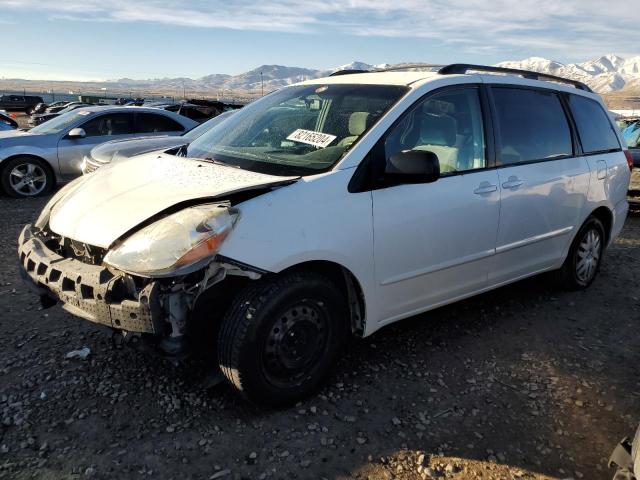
[349,112,370,136]
[419,113,457,146]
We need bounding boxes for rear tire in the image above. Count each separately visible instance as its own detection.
[217,271,348,407]
[0,157,54,198]
[555,216,605,290]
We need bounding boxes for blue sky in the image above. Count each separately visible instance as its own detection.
[0,0,637,81]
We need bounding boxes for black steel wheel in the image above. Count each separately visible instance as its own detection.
[217,270,348,407]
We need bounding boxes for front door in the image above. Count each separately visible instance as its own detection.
[57,112,135,178]
[372,86,500,324]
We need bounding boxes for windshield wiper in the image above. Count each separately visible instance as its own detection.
[200,157,241,168]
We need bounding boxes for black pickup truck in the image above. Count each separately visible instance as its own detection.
[0,94,45,113]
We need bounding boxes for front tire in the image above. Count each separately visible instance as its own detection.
[556,216,605,290]
[217,271,348,407]
[1,157,54,198]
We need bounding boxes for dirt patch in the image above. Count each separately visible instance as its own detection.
[1,194,639,480]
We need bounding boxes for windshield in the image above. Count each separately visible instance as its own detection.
[31,110,90,135]
[185,84,407,176]
[183,110,236,140]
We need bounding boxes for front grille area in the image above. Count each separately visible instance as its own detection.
[18,225,162,334]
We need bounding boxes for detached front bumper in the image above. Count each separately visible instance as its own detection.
[18,225,163,334]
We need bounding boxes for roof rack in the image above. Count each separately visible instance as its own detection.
[373,63,445,73]
[438,63,593,92]
[329,63,444,77]
[329,69,370,77]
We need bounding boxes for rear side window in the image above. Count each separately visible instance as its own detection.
[568,95,620,154]
[492,88,573,165]
[136,113,184,133]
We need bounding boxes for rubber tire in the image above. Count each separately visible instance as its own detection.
[217,271,348,407]
[0,156,54,198]
[555,216,605,290]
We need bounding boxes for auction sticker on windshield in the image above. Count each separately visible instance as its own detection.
[287,129,336,148]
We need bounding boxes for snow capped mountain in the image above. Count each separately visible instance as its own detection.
[104,55,640,95]
[496,54,640,93]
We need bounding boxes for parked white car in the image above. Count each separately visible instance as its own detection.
[0,106,198,197]
[18,64,632,405]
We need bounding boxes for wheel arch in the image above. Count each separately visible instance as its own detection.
[1,153,56,177]
[278,260,367,337]
[589,205,613,244]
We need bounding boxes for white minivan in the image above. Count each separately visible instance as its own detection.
[18,64,632,406]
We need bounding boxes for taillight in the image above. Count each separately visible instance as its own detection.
[624,150,634,171]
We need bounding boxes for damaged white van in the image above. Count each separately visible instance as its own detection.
[18,64,631,406]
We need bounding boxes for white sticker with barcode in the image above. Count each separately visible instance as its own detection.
[286,129,336,148]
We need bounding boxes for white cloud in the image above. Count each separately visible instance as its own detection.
[0,0,636,60]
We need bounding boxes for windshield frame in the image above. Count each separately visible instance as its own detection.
[184,84,408,177]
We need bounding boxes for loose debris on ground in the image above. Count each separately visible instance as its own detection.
[1,195,639,480]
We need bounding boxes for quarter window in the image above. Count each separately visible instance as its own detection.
[136,113,185,133]
[492,88,572,165]
[383,88,486,174]
[81,113,133,137]
[568,95,620,154]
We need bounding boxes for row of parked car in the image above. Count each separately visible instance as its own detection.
[0,100,238,197]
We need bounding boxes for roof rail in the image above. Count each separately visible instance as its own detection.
[329,69,370,76]
[330,63,444,76]
[438,63,593,92]
[373,63,445,73]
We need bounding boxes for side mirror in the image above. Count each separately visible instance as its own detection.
[67,128,86,139]
[385,149,440,184]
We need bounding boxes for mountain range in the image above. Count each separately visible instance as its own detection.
[103,55,640,95]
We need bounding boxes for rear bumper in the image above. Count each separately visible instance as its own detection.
[18,225,163,334]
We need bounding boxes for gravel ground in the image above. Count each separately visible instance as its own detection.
[1,194,639,480]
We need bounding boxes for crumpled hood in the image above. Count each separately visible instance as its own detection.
[49,153,297,248]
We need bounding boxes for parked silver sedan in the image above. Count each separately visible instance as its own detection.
[0,106,198,198]
[82,109,236,174]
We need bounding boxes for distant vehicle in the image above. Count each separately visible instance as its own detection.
[0,112,18,131]
[28,103,93,127]
[46,102,76,114]
[619,117,640,167]
[609,425,639,479]
[0,94,44,113]
[153,100,241,123]
[82,109,236,173]
[0,106,198,197]
[31,102,49,115]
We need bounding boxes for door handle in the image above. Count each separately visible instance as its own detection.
[473,182,498,194]
[502,176,524,189]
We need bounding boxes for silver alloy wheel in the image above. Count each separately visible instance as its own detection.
[9,162,47,196]
[575,228,601,283]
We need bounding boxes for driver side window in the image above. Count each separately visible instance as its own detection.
[384,88,486,174]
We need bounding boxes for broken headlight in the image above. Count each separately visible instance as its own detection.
[103,203,238,277]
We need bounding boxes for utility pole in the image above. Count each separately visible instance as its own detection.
[261,71,264,97]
